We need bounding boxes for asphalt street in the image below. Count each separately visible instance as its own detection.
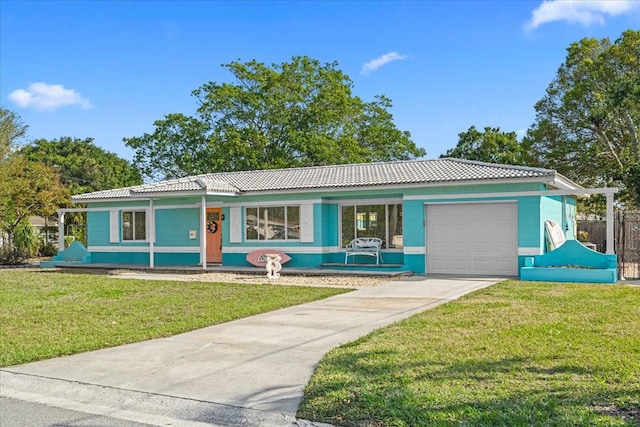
[1,397,155,427]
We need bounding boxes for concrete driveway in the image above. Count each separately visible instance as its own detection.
[1,275,502,426]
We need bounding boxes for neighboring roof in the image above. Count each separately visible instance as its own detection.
[28,216,58,227]
[72,158,578,202]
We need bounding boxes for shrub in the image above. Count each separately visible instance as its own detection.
[0,246,28,265]
[64,236,75,248]
[39,242,58,257]
[13,221,40,257]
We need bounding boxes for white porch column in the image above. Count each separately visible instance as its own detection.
[58,211,65,250]
[201,195,207,270]
[606,193,615,254]
[149,199,155,268]
[561,196,567,236]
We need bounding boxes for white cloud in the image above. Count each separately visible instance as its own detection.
[8,82,93,111]
[361,52,408,75]
[525,0,639,31]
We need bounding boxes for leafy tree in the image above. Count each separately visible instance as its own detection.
[125,56,425,180]
[523,30,640,206]
[441,126,528,165]
[21,137,143,194]
[0,155,69,249]
[0,106,28,159]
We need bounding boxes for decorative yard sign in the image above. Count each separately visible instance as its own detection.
[264,254,283,279]
[245,249,291,267]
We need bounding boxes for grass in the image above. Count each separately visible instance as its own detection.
[0,269,350,367]
[298,280,640,427]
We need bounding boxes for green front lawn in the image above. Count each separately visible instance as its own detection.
[0,270,349,367]
[298,280,640,427]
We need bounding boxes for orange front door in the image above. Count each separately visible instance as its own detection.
[206,208,222,263]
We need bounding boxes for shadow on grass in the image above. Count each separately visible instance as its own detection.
[299,349,640,427]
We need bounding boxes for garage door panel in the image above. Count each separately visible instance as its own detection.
[430,243,449,253]
[429,232,450,243]
[452,242,468,252]
[470,241,486,252]
[452,260,471,271]
[494,245,514,255]
[426,203,518,276]
[455,224,470,235]
[429,258,450,271]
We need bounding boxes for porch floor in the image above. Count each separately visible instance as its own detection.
[50,263,412,278]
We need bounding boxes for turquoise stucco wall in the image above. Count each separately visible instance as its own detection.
[82,182,576,274]
[320,203,339,248]
[155,208,200,247]
[521,240,617,283]
[86,201,152,248]
[518,197,541,248]
[86,200,201,246]
[403,199,426,248]
[404,254,425,273]
[90,251,199,266]
[540,195,578,251]
[87,211,111,246]
[91,251,150,265]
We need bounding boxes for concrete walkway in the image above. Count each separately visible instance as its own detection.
[0,276,502,426]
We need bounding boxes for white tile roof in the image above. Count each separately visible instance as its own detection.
[72,158,564,201]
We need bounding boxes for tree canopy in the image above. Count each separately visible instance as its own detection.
[441,126,528,165]
[125,56,426,180]
[0,154,69,248]
[0,112,142,253]
[523,29,640,206]
[1,106,28,160]
[21,137,143,194]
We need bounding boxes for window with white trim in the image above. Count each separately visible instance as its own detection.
[122,211,146,241]
[341,203,403,248]
[245,206,300,240]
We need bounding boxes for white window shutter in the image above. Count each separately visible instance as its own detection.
[146,209,152,242]
[109,210,119,243]
[229,207,241,243]
[300,203,314,242]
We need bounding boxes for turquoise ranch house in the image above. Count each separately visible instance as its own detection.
[52,159,618,280]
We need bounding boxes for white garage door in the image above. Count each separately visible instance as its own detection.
[426,202,518,276]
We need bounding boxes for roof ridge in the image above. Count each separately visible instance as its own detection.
[195,176,241,192]
[205,158,439,177]
[440,157,555,173]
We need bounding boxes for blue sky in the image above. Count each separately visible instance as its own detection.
[1,1,639,162]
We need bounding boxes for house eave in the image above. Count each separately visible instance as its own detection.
[71,196,148,204]
[236,175,558,197]
[132,190,239,198]
[71,173,561,202]
[72,190,239,203]
[545,173,585,194]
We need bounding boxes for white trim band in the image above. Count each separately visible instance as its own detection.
[403,246,426,255]
[518,247,542,256]
[88,246,200,253]
[222,246,340,254]
[223,199,323,208]
[404,187,617,201]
